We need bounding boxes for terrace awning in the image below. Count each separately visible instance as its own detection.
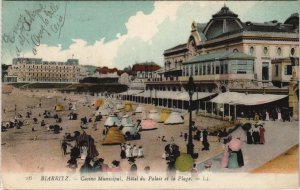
[134,90,216,101]
[209,92,288,106]
[119,90,144,95]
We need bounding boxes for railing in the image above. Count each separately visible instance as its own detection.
[146,77,180,82]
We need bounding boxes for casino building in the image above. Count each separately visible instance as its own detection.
[146,6,299,93]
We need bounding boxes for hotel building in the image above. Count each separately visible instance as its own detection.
[5,58,81,83]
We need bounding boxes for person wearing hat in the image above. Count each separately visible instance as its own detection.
[126,144,132,158]
[109,160,122,172]
[132,145,138,158]
[128,157,137,176]
[92,158,103,172]
[120,144,126,159]
[138,146,144,158]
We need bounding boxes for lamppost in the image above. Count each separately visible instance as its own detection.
[186,76,198,158]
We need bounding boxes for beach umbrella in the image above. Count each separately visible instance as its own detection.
[175,154,194,172]
[242,123,252,131]
[228,138,242,151]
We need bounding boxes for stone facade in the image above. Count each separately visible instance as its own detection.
[147,6,299,93]
[6,58,80,83]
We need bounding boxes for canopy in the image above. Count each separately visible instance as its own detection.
[119,90,143,95]
[95,108,110,116]
[148,109,160,122]
[134,90,216,101]
[102,127,125,145]
[124,102,133,112]
[159,108,171,123]
[55,103,64,111]
[104,115,121,127]
[164,112,184,125]
[135,104,145,113]
[140,119,157,130]
[209,92,288,106]
[103,100,114,109]
[121,115,134,127]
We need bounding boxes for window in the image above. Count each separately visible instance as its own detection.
[249,46,254,55]
[195,64,198,75]
[216,65,220,74]
[262,62,269,80]
[277,47,282,56]
[263,47,268,55]
[275,65,279,76]
[285,65,292,75]
[207,63,211,75]
[190,65,193,76]
[291,48,295,55]
[233,49,239,52]
[199,65,202,75]
[203,65,206,75]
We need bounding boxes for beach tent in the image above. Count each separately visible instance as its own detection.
[159,108,171,123]
[104,115,121,127]
[95,99,104,108]
[124,102,133,112]
[135,104,145,113]
[121,115,134,127]
[104,100,114,109]
[55,103,64,111]
[116,102,124,110]
[164,112,184,125]
[95,108,110,116]
[148,109,160,122]
[140,119,157,130]
[102,127,125,145]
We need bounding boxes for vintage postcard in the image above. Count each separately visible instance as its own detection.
[1,0,299,189]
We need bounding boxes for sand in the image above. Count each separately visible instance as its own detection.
[2,88,228,173]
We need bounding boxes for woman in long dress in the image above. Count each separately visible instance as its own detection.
[132,145,138,158]
[120,144,126,159]
[138,146,144,158]
[81,146,88,160]
[246,129,253,144]
[221,144,229,168]
[228,149,239,169]
[259,126,265,144]
[277,108,282,121]
[265,111,269,121]
[126,145,132,158]
[252,125,260,144]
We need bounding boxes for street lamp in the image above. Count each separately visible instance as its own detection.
[186,76,198,158]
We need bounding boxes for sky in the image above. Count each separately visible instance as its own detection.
[1,1,298,69]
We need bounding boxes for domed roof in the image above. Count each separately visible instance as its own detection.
[203,6,243,40]
[284,13,299,28]
[212,6,238,18]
